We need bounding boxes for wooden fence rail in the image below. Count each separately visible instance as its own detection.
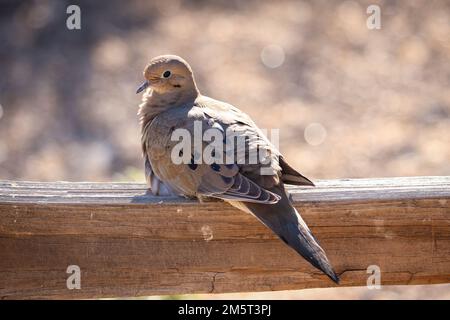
[0,176,449,299]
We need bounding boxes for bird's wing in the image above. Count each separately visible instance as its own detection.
[197,96,282,184]
[144,102,280,203]
[197,97,314,186]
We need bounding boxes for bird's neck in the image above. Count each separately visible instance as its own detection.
[138,87,199,132]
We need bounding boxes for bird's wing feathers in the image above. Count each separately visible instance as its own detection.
[198,97,313,187]
[197,163,281,204]
[145,100,280,203]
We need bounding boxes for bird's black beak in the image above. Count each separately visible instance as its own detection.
[136,80,149,94]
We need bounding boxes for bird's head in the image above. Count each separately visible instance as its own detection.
[136,55,198,96]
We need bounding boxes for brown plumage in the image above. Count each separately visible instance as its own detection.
[137,54,339,283]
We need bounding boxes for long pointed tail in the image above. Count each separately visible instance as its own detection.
[241,192,339,283]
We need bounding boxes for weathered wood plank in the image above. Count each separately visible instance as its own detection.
[0,176,449,299]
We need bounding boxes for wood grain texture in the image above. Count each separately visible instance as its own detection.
[0,176,449,299]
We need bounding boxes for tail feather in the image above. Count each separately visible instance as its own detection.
[241,190,339,284]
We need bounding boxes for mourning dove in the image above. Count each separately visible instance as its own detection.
[136,55,339,283]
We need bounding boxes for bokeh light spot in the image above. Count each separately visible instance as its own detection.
[260,45,285,68]
[304,123,327,146]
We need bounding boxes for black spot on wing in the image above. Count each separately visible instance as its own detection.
[211,163,220,172]
[221,176,233,184]
[188,155,197,170]
[188,163,198,170]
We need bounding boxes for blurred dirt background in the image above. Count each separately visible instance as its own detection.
[0,0,449,299]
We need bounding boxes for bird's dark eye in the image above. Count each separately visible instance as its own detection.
[162,70,171,78]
